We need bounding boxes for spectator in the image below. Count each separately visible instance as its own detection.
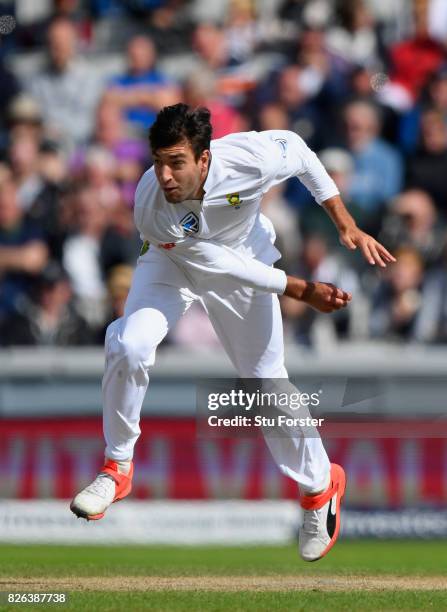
[62,185,107,327]
[0,261,93,346]
[0,57,21,143]
[370,246,425,341]
[191,23,257,99]
[398,68,447,155]
[71,100,148,207]
[8,133,44,211]
[379,0,445,111]
[105,35,179,132]
[82,146,122,212]
[27,18,104,151]
[326,0,381,68]
[343,100,403,231]
[183,69,245,139]
[98,264,134,343]
[0,178,48,320]
[379,189,445,267]
[27,139,69,261]
[274,64,323,149]
[100,205,141,278]
[406,108,447,215]
[6,95,43,144]
[282,234,360,346]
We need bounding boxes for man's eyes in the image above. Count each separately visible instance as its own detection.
[154,160,184,168]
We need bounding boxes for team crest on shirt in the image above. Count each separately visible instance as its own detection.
[226,193,243,209]
[180,211,199,234]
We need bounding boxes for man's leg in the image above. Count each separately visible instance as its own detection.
[202,283,330,493]
[71,248,196,519]
[202,282,345,561]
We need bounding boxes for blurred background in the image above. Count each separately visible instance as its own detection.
[1,0,447,545]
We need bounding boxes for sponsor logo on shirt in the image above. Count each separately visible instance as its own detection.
[226,193,243,209]
[139,240,150,255]
[274,138,288,158]
[179,211,199,234]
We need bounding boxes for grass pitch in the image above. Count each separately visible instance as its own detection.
[1,541,447,611]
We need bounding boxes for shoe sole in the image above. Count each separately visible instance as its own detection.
[309,464,346,562]
[70,478,132,522]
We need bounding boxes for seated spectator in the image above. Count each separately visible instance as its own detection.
[343,100,403,222]
[0,261,93,346]
[0,177,48,320]
[370,246,425,341]
[98,264,133,343]
[183,69,245,139]
[301,148,365,247]
[380,0,445,111]
[260,183,301,273]
[82,146,122,212]
[191,23,256,99]
[71,100,148,207]
[100,204,141,278]
[105,35,179,132]
[398,68,447,155]
[8,133,45,212]
[26,139,69,261]
[282,234,360,346]
[379,189,445,267]
[273,64,323,150]
[6,95,43,144]
[26,18,104,151]
[414,246,447,342]
[0,57,21,142]
[406,108,447,216]
[326,0,381,68]
[62,185,108,327]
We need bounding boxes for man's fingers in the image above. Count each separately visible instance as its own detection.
[369,243,387,268]
[341,234,357,250]
[359,241,376,265]
[376,242,397,263]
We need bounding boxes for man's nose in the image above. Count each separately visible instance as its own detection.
[159,165,173,184]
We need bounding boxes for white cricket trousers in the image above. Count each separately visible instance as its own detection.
[102,246,330,493]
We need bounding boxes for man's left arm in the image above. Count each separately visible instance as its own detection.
[258,130,396,267]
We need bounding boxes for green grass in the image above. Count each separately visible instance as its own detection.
[1,591,445,612]
[1,542,447,611]
[2,541,447,577]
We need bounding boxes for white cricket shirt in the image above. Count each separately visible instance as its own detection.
[134,130,339,294]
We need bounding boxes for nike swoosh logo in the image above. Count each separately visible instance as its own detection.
[331,492,337,515]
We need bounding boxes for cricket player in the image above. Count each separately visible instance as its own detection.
[71,104,395,561]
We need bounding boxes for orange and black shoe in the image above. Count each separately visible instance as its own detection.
[298,463,346,562]
[70,459,133,521]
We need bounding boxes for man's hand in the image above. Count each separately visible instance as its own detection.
[339,226,396,268]
[322,195,396,267]
[284,276,352,313]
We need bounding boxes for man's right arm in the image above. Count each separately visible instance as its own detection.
[164,239,351,313]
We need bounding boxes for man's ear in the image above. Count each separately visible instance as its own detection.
[200,149,210,167]
[199,149,211,178]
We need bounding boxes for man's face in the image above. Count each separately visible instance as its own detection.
[153,140,210,203]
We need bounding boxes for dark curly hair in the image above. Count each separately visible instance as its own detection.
[149,103,212,160]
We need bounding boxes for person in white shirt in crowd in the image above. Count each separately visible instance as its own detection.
[27,18,104,152]
[71,103,395,562]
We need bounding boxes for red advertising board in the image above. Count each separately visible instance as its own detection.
[1,417,447,508]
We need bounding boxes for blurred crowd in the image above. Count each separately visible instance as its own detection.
[0,0,447,349]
